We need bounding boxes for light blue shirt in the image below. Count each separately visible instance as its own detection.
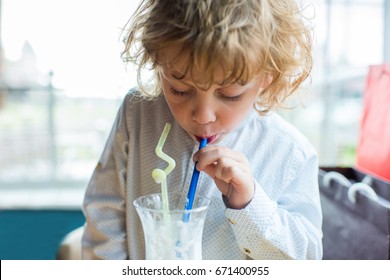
[82,89,323,259]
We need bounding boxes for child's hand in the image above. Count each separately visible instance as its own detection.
[194,146,255,209]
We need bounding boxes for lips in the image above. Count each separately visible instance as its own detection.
[195,134,217,144]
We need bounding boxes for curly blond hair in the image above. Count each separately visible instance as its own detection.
[122,0,312,114]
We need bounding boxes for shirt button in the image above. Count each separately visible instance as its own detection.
[243,247,251,255]
[227,218,236,225]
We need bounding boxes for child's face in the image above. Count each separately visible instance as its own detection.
[160,63,264,144]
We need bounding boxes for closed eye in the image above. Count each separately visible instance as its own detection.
[219,93,242,102]
[170,87,242,101]
[170,88,192,97]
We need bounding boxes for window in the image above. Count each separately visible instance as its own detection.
[0,0,388,207]
[0,0,141,206]
[281,0,385,166]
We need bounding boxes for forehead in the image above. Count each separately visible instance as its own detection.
[157,44,247,87]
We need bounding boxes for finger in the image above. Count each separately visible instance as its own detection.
[195,146,247,169]
[205,157,250,189]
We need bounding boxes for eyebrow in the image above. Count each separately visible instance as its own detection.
[171,71,186,80]
[168,74,193,88]
[168,69,254,89]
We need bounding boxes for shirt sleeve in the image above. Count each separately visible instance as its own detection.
[81,98,129,259]
[224,149,323,260]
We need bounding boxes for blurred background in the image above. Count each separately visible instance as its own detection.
[0,0,389,259]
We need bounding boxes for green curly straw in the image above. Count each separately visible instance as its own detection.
[151,122,176,223]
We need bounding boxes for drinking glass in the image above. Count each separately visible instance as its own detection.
[133,192,210,260]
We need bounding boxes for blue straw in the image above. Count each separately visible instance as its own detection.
[183,138,208,222]
[176,138,208,256]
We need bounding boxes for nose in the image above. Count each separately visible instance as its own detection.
[192,97,217,125]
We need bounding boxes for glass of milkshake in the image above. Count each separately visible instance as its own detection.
[133,192,210,260]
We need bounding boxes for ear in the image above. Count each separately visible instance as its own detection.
[261,74,273,89]
[256,74,273,96]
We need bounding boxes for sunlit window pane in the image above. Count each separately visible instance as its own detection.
[0,0,387,208]
[0,0,141,192]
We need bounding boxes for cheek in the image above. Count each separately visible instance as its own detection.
[164,95,189,119]
[169,103,185,117]
[220,109,245,127]
[220,99,255,127]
